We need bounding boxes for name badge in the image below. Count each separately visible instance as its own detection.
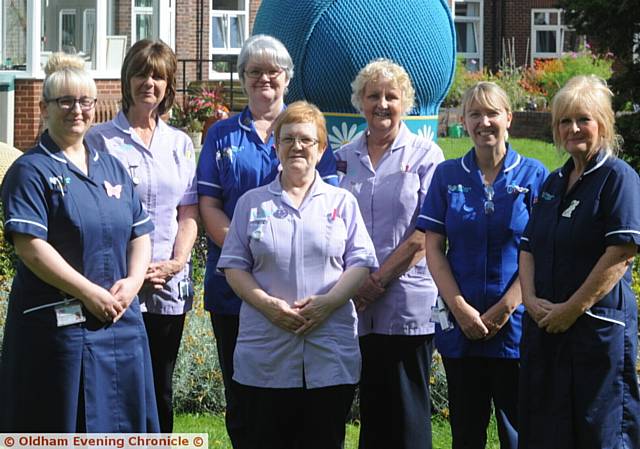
[178,278,192,300]
[54,300,86,327]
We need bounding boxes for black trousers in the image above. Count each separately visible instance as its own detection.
[210,312,244,448]
[443,357,519,449]
[142,312,186,433]
[239,383,356,449]
[358,334,434,449]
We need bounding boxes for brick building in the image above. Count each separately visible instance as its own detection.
[1,0,577,150]
[455,0,583,72]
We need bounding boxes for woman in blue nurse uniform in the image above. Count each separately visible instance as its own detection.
[218,101,377,449]
[417,82,547,449]
[335,59,444,449]
[0,53,158,432]
[518,75,640,449]
[196,34,337,447]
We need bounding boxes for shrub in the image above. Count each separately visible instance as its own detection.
[617,112,640,172]
[172,293,227,414]
[533,51,613,103]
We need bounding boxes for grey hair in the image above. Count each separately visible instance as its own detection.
[237,34,294,90]
[42,52,96,101]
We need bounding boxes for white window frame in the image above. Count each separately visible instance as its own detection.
[531,8,578,64]
[131,0,156,44]
[4,0,173,79]
[209,0,249,79]
[453,0,483,70]
[82,8,96,55]
[58,9,76,51]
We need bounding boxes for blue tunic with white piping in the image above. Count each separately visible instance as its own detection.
[415,146,548,358]
[518,151,640,449]
[0,131,159,432]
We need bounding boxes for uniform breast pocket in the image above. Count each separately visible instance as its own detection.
[508,195,530,234]
[326,218,348,257]
[248,218,276,259]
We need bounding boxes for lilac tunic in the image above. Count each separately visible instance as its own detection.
[87,112,198,315]
[218,173,378,388]
[335,123,444,335]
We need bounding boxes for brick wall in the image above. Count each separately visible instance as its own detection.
[175,0,201,100]
[13,79,121,151]
[249,0,262,32]
[510,111,552,142]
[482,0,560,70]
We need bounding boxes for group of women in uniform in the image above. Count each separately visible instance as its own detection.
[0,32,638,449]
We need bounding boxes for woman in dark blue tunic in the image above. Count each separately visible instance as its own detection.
[519,75,640,449]
[0,53,159,432]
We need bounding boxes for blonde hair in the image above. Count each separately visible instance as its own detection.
[461,81,512,117]
[274,101,327,152]
[351,58,415,115]
[42,52,96,101]
[551,75,618,156]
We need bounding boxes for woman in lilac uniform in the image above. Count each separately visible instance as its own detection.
[0,53,158,431]
[335,59,444,449]
[218,101,377,449]
[196,34,336,447]
[418,82,547,449]
[86,39,198,433]
[519,76,640,449]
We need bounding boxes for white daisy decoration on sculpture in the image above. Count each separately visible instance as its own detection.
[417,125,435,144]
[329,123,363,149]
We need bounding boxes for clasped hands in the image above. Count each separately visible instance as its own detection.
[261,294,341,336]
[453,300,511,341]
[525,296,581,333]
[81,276,143,324]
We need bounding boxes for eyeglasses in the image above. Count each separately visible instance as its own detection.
[46,96,97,111]
[280,136,319,148]
[244,68,284,79]
[483,184,495,215]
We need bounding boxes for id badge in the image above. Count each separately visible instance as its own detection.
[54,300,86,327]
[178,278,192,300]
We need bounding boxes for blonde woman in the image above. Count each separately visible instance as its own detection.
[418,82,548,448]
[519,75,640,448]
[335,59,444,449]
[0,53,158,432]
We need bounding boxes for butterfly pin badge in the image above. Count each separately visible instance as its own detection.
[104,180,122,199]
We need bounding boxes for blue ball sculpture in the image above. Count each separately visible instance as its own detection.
[253,0,456,144]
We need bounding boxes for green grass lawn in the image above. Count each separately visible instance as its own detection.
[175,413,501,449]
[438,136,565,171]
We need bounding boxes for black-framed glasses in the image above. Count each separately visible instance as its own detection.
[244,68,284,79]
[46,96,97,111]
[280,136,319,148]
[483,184,495,215]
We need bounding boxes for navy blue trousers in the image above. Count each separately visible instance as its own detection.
[443,357,519,449]
[358,334,434,449]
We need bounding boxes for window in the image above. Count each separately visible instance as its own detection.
[454,0,483,71]
[531,9,584,63]
[211,0,247,54]
[133,0,157,43]
[82,9,96,57]
[1,0,28,70]
[59,9,76,52]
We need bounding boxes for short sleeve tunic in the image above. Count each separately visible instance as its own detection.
[0,132,158,432]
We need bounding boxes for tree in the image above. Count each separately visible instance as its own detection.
[559,0,640,169]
